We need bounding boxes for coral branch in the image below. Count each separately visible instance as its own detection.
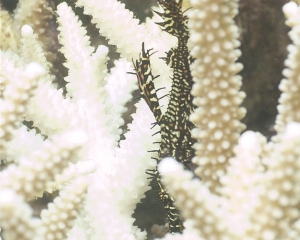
[158,158,231,239]
[274,2,300,139]
[0,188,42,240]
[0,130,87,200]
[41,178,88,240]
[0,62,45,151]
[188,0,246,193]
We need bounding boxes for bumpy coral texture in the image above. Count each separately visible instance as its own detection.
[0,0,300,240]
[189,0,246,194]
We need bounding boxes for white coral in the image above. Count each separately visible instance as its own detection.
[0,0,300,240]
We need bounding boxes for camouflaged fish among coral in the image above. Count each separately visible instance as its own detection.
[0,0,300,239]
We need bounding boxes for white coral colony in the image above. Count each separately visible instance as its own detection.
[0,0,299,240]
